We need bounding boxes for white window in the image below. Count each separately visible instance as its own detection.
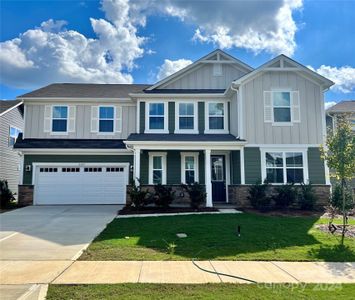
[52,106,68,132]
[273,92,291,123]
[264,90,300,125]
[205,101,228,133]
[9,126,22,146]
[262,150,308,184]
[149,152,167,184]
[145,102,168,133]
[175,102,198,133]
[181,152,199,184]
[99,106,114,133]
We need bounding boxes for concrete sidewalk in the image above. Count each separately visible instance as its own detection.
[1,261,354,285]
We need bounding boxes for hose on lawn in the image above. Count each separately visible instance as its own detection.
[190,245,257,284]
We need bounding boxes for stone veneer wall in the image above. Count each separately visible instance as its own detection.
[18,185,34,206]
[228,184,331,210]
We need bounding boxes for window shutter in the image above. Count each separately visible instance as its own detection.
[264,91,273,123]
[44,105,51,132]
[291,91,300,122]
[91,106,99,133]
[68,106,76,132]
[115,106,122,133]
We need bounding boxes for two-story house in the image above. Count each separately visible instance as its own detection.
[14,50,334,207]
[0,100,24,196]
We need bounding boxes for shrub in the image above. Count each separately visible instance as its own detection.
[0,180,15,208]
[153,184,175,208]
[182,182,206,209]
[127,180,149,209]
[273,183,297,209]
[247,181,271,211]
[298,183,318,210]
[330,184,354,211]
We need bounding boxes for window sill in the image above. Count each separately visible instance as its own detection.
[97,132,116,135]
[50,132,69,135]
[174,129,199,134]
[204,129,229,134]
[144,129,169,134]
[271,122,293,127]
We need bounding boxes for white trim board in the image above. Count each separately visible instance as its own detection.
[0,101,23,117]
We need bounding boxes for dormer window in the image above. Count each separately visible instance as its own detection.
[175,102,198,133]
[145,102,168,133]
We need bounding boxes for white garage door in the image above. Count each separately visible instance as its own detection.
[34,164,129,205]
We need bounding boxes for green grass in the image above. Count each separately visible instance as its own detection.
[79,213,355,261]
[47,283,355,300]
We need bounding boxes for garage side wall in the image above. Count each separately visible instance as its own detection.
[23,154,134,184]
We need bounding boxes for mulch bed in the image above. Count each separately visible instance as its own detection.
[118,206,219,215]
[316,224,355,238]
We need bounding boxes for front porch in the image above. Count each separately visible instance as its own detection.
[125,135,246,207]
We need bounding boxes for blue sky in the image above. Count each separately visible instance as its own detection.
[1,0,354,107]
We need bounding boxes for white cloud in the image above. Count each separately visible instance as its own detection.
[156,58,192,81]
[325,101,337,110]
[0,0,145,89]
[311,65,355,93]
[158,0,303,56]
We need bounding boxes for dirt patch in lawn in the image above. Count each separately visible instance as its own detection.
[316,224,355,238]
[243,208,323,218]
[119,206,219,215]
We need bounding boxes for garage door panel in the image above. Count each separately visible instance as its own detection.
[35,164,127,205]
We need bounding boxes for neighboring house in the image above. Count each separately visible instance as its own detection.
[14,50,334,207]
[326,100,355,132]
[0,100,24,195]
[326,100,355,189]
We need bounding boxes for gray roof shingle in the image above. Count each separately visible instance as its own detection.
[14,134,126,149]
[18,83,151,99]
[327,100,355,113]
[0,100,22,114]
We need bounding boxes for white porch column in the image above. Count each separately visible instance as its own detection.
[205,149,212,207]
[134,147,141,185]
[240,147,245,184]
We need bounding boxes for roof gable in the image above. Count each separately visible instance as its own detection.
[233,55,334,89]
[147,49,254,91]
[0,100,23,116]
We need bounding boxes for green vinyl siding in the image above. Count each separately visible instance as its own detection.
[198,102,205,134]
[23,154,133,185]
[231,150,241,184]
[140,150,204,185]
[245,147,262,184]
[308,147,326,184]
[139,102,145,133]
[168,102,175,134]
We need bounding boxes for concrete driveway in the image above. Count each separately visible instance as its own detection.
[0,205,120,260]
[0,205,120,299]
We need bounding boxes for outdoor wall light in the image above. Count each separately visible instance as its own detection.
[25,165,31,172]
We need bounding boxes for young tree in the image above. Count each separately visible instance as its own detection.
[321,115,355,245]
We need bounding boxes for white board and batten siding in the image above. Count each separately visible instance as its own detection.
[240,71,324,145]
[33,163,129,205]
[0,106,24,194]
[160,64,248,90]
[25,103,136,139]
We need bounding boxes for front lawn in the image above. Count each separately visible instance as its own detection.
[80,213,355,261]
[47,283,355,300]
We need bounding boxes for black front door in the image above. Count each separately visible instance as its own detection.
[211,155,226,202]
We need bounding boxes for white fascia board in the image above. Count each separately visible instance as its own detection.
[124,141,246,150]
[246,144,320,148]
[129,93,227,99]
[0,101,23,117]
[20,97,134,103]
[17,148,133,155]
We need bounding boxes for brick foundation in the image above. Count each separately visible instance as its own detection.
[18,185,34,206]
[228,184,330,210]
